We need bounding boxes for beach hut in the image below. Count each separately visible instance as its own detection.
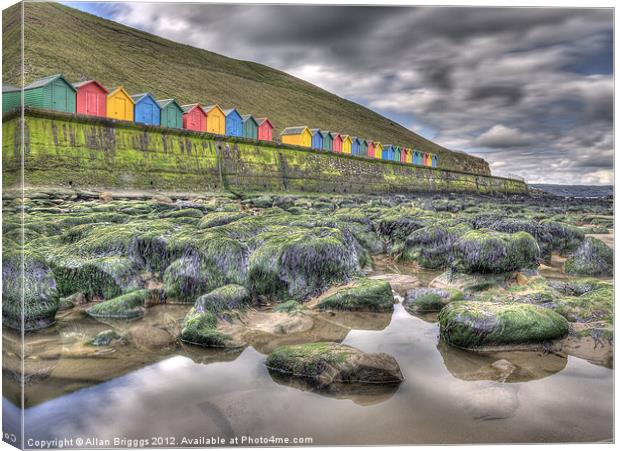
[73,80,108,117]
[223,108,243,137]
[359,139,368,157]
[241,114,259,140]
[310,129,324,150]
[131,93,161,126]
[256,118,274,141]
[382,144,392,161]
[400,147,408,163]
[332,133,343,152]
[341,135,352,154]
[182,103,207,132]
[374,142,383,159]
[423,153,429,166]
[351,137,361,156]
[367,140,375,158]
[405,148,413,164]
[156,99,184,129]
[394,146,402,162]
[432,155,438,168]
[107,86,134,121]
[203,104,226,134]
[322,131,333,151]
[2,84,21,113]
[280,126,312,147]
[8,74,77,114]
[413,150,420,165]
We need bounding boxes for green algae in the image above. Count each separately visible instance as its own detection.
[86,289,148,319]
[317,278,394,312]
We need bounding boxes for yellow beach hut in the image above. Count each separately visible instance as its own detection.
[405,148,413,164]
[341,135,352,154]
[280,126,312,147]
[106,86,134,121]
[203,104,226,135]
[373,142,383,159]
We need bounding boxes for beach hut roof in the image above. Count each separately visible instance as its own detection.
[309,128,322,136]
[241,114,259,125]
[223,107,241,117]
[203,104,225,115]
[330,132,341,138]
[156,98,182,109]
[130,92,158,104]
[181,103,205,113]
[255,117,274,128]
[280,126,309,136]
[25,74,76,92]
[3,84,19,92]
[107,86,135,103]
[72,80,109,93]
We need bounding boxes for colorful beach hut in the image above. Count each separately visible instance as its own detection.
[9,74,77,114]
[157,99,183,129]
[73,80,108,117]
[310,129,324,150]
[131,93,161,126]
[405,148,413,164]
[359,139,368,157]
[241,114,259,140]
[393,146,401,162]
[332,133,343,153]
[281,126,312,147]
[413,150,421,165]
[203,104,226,134]
[107,86,134,121]
[374,142,383,159]
[367,140,375,158]
[351,137,361,156]
[321,131,333,151]
[432,155,438,168]
[423,153,429,166]
[223,108,243,137]
[182,103,207,132]
[382,144,393,161]
[342,135,352,154]
[256,118,274,141]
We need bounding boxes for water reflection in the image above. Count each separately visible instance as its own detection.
[437,341,568,383]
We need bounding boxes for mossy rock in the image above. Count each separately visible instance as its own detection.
[196,284,251,318]
[400,223,470,269]
[317,279,394,312]
[273,300,303,315]
[163,257,212,302]
[439,301,569,349]
[564,237,613,277]
[200,212,248,228]
[452,230,540,274]
[540,220,585,256]
[554,282,613,324]
[90,329,123,346]
[86,289,149,319]
[266,342,404,386]
[179,307,234,347]
[404,288,463,313]
[2,248,60,330]
[247,226,360,300]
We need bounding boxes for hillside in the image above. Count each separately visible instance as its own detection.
[3,2,489,174]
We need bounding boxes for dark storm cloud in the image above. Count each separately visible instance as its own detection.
[67,3,613,184]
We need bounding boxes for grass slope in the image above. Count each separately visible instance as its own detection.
[3,2,489,174]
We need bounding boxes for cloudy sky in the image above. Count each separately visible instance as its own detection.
[66,2,613,184]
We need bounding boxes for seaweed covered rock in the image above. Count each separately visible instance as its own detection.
[179,307,235,347]
[541,220,585,256]
[90,329,123,346]
[266,342,404,386]
[163,257,211,302]
[195,284,251,318]
[86,289,150,319]
[430,270,511,292]
[2,248,60,330]
[247,227,360,300]
[553,281,613,324]
[452,230,540,274]
[439,301,569,349]
[564,237,613,277]
[400,223,470,268]
[317,279,394,312]
[403,288,463,313]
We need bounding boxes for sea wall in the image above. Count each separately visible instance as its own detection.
[2,109,528,195]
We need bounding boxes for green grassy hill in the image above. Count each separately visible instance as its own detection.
[3,2,489,174]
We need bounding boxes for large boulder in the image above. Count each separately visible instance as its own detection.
[317,279,394,312]
[2,248,60,330]
[564,237,613,277]
[439,301,568,349]
[86,289,151,319]
[179,307,236,347]
[452,230,540,274]
[400,223,470,269]
[266,342,404,386]
[247,227,361,300]
[404,288,463,313]
[195,284,251,318]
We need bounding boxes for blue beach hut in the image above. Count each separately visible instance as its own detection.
[310,129,324,150]
[223,107,244,137]
[413,150,421,165]
[351,137,361,156]
[432,155,438,168]
[382,144,393,161]
[130,93,161,126]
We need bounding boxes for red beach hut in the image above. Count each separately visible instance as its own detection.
[182,103,207,132]
[256,117,274,141]
[73,80,108,117]
[331,133,343,153]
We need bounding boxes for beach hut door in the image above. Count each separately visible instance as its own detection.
[86,92,97,115]
[52,84,67,111]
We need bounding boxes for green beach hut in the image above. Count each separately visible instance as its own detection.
[5,74,77,113]
[2,84,21,113]
[241,114,259,140]
[157,99,184,129]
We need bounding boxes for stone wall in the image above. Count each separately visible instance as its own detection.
[2,110,528,195]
